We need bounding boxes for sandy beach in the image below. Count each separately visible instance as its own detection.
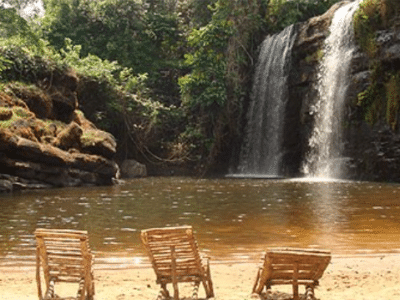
[1,254,399,300]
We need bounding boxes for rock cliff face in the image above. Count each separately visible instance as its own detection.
[284,1,400,181]
[344,27,400,181]
[284,2,347,176]
[0,70,119,193]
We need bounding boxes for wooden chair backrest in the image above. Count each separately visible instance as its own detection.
[141,226,205,282]
[263,248,331,285]
[35,228,92,284]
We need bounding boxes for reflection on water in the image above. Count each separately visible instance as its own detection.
[1,177,400,266]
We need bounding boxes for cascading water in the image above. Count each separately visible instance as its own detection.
[302,0,362,179]
[235,25,296,177]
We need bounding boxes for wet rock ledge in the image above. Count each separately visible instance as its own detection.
[0,71,119,193]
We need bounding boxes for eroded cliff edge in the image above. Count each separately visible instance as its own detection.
[0,69,119,193]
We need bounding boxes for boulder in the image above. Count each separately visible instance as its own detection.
[0,173,53,192]
[0,63,120,193]
[71,152,119,178]
[0,149,119,188]
[52,121,83,150]
[50,86,78,123]
[0,179,13,193]
[0,107,12,121]
[52,68,79,92]
[0,124,119,191]
[120,159,147,178]
[7,84,53,119]
[72,110,97,130]
[80,129,117,159]
[44,68,79,122]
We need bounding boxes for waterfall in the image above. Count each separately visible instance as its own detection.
[302,0,361,179]
[236,25,296,177]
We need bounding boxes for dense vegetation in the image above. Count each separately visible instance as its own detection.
[353,0,400,129]
[0,0,341,175]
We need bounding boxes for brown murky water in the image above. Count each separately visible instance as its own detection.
[1,177,400,266]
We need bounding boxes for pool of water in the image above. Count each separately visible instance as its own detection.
[1,177,400,266]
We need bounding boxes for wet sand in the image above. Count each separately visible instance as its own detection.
[1,254,400,300]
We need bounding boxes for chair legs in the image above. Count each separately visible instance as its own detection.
[203,259,214,298]
[192,281,200,299]
[306,285,315,300]
[77,277,86,300]
[252,283,315,300]
[44,278,56,300]
[293,283,299,300]
[156,279,214,300]
[158,283,170,299]
[41,277,95,300]
[86,279,95,300]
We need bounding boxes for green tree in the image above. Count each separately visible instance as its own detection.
[177,0,270,172]
[0,5,41,45]
[41,0,143,65]
[266,0,342,33]
[40,0,183,104]
[176,0,217,29]
[1,0,44,19]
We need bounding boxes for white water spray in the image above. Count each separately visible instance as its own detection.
[302,0,362,179]
[236,25,296,176]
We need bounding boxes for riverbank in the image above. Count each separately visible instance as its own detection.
[1,254,399,300]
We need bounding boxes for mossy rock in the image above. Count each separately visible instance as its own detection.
[81,129,116,159]
[0,106,38,142]
[72,110,96,130]
[0,106,35,129]
[0,105,61,143]
[6,82,53,119]
[0,107,12,121]
[386,72,400,130]
[49,86,78,122]
[0,92,15,107]
[52,121,83,150]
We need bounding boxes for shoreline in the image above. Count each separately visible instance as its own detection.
[1,253,399,299]
[2,251,400,270]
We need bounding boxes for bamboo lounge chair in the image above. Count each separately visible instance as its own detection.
[252,248,331,300]
[141,226,214,300]
[34,228,95,300]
